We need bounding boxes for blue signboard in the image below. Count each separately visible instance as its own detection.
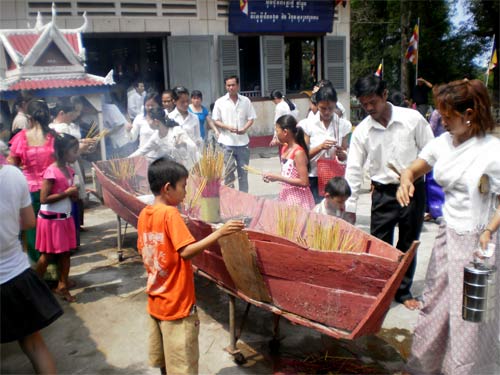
[228,0,334,34]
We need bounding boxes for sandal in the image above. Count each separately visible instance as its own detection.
[54,287,76,303]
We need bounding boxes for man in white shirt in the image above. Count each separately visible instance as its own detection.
[345,76,434,310]
[212,76,257,192]
[127,81,145,121]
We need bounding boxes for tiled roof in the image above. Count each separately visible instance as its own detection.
[6,32,79,56]
[6,77,106,91]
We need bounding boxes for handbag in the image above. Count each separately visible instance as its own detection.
[317,156,346,196]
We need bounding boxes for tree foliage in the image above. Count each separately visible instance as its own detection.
[351,0,488,96]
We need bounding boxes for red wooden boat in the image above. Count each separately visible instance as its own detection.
[93,157,416,341]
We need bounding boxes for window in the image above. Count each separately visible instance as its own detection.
[238,37,261,94]
[285,37,317,93]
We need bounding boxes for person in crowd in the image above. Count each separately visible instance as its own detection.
[0,164,63,374]
[49,98,96,244]
[128,92,161,150]
[388,91,410,108]
[35,133,80,303]
[102,93,135,158]
[137,157,244,375]
[161,90,176,115]
[412,77,433,117]
[300,85,351,203]
[304,92,319,120]
[127,80,146,122]
[168,86,203,147]
[269,89,299,146]
[313,176,352,221]
[263,115,314,210]
[8,100,56,263]
[129,107,198,170]
[397,79,500,375]
[345,75,434,310]
[11,92,33,133]
[312,80,346,118]
[424,108,446,221]
[212,75,257,192]
[189,90,219,143]
[270,89,299,122]
[0,140,8,165]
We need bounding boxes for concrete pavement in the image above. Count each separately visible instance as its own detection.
[1,150,440,374]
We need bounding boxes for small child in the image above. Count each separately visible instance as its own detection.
[313,176,352,222]
[35,133,80,302]
[137,157,244,375]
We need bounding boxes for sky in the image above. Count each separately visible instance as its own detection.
[450,0,492,68]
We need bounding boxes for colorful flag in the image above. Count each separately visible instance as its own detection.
[240,0,249,15]
[405,24,419,65]
[374,61,383,78]
[487,36,497,73]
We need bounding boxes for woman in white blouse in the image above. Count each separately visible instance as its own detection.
[168,86,203,148]
[300,86,352,202]
[128,92,161,150]
[129,107,198,171]
[398,79,500,375]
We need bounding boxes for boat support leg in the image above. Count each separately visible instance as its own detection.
[225,295,250,365]
[116,215,128,262]
[269,314,281,353]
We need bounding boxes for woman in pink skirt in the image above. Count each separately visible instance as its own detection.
[36,133,80,302]
[263,115,315,210]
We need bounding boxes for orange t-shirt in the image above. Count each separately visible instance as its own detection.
[137,204,196,320]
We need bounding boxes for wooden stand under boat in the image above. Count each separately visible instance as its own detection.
[92,157,418,347]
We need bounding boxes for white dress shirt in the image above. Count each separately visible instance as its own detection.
[130,113,155,149]
[300,112,352,177]
[168,108,202,147]
[345,103,434,213]
[129,126,199,170]
[212,93,257,147]
[127,90,145,120]
[274,100,299,122]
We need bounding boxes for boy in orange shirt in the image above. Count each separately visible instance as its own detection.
[137,157,244,375]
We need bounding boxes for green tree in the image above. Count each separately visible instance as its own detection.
[465,0,499,102]
[351,0,486,97]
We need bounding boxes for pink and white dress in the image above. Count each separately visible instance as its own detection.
[35,164,76,253]
[278,145,315,210]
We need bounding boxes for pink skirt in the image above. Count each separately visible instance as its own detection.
[279,184,315,210]
[35,212,76,254]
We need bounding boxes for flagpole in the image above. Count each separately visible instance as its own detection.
[415,17,420,86]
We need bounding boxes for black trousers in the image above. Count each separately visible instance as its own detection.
[370,178,425,302]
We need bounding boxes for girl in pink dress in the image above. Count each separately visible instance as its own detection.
[263,115,315,209]
[35,133,80,302]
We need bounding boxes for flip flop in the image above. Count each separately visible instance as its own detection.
[54,288,76,303]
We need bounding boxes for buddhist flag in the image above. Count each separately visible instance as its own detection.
[487,36,497,74]
[240,0,248,15]
[374,61,383,78]
[405,24,419,64]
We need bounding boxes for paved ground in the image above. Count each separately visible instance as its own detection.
[1,149,440,374]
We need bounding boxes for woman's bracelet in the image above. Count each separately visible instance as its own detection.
[482,228,494,234]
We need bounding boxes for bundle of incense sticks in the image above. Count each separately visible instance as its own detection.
[243,164,263,175]
[305,219,360,252]
[191,145,226,197]
[85,121,109,140]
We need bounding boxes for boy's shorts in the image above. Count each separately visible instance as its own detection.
[148,310,200,374]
